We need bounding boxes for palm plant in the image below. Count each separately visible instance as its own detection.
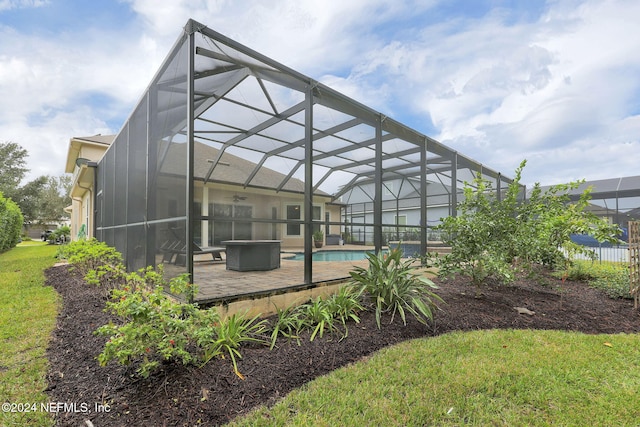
[324,286,364,337]
[268,304,305,349]
[300,297,337,341]
[198,312,267,379]
[349,247,443,328]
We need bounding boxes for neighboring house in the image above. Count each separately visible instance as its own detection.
[339,177,453,243]
[539,175,640,231]
[66,136,342,248]
[64,134,113,240]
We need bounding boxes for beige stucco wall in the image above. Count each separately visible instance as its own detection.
[214,281,346,318]
[67,141,108,241]
[194,182,343,248]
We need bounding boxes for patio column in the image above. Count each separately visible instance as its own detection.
[145,81,157,268]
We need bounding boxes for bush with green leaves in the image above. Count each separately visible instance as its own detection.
[62,238,271,379]
[97,282,266,379]
[349,246,442,328]
[0,191,23,252]
[323,285,364,331]
[47,225,71,243]
[434,160,621,295]
[299,297,339,341]
[61,238,127,292]
[559,261,632,300]
[95,273,198,377]
[589,264,631,299]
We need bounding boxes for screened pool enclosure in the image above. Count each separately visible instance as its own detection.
[95,19,515,303]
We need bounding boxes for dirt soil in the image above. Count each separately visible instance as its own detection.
[44,264,640,426]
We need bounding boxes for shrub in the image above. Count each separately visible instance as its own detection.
[590,265,631,299]
[324,285,364,331]
[268,286,364,348]
[553,261,631,300]
[93,260,266,379]
[349,246,442,328]
[62,238,126,293]
[47,225,71,244]
[299,297,338,341]
[0,192,23,252]
[95,272,198,378]
[434,160,621,294]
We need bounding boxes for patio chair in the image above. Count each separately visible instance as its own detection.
[172,242,226,266]
[160,240,186,263]
[192,242,226,262]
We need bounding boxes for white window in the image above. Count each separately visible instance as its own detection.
[286,204,301,236]
[285,204,322,236]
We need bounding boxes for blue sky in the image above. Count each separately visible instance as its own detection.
[1,0,639,188]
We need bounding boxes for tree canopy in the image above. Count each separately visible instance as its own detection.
[0,141,28,200]
[0,141,71,227]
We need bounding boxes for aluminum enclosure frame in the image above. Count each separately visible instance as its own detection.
[95,19,517,301]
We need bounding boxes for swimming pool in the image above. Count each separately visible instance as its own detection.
[287,250,380,262]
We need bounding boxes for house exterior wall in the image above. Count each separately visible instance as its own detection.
[194,182,340,248]
[69,191,93,240]
[66,141,110,241]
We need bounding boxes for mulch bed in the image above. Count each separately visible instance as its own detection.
[44,264,640,426]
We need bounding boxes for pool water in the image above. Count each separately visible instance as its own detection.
[287,250,381,261]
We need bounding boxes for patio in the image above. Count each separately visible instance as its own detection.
[159,245,375,304]
[192,247,372,304]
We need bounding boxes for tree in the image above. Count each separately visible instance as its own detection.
[0,141,28,200]
[13,176,47,225]
[0,191,23,251]
[434,160,620,296]
[39,175,72,223]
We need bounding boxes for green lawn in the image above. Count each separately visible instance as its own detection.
[2,243,639,426]
[229,329,640,426]
[0,243,59,427]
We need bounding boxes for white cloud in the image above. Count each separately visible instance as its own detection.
[0,0,48,11]
[334,0,640,185]
[1,0,639,189]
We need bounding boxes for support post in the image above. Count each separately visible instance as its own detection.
[304,84,314,284]
[451,154,458,217]
[420,138,428,260]
[186,28,195,299]
[374,115,383,252]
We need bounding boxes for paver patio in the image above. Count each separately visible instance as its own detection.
[191,245,374,304]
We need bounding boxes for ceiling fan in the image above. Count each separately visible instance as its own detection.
[228,194,248,202]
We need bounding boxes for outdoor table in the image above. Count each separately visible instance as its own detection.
[221,240,281,271]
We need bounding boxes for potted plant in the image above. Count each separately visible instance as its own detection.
[313,230,324,248]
